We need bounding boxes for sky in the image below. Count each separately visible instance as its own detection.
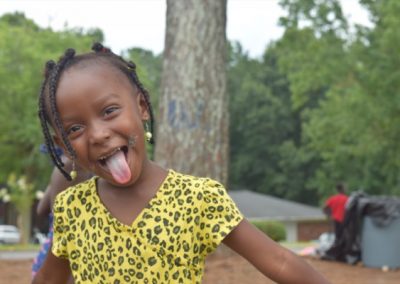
[0,0,371,58]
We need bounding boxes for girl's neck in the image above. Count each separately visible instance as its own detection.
[94,160,169,227]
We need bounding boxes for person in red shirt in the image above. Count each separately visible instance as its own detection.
[324,183,349,241]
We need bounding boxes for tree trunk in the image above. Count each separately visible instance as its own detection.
[17,205,31,245]
[155,0,229,185]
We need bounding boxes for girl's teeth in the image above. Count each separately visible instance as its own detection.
[100,147,122,161]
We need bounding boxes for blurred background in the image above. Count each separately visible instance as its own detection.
[0,0,398,245]
[1,0,400,283]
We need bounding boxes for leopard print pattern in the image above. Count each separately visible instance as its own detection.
[52,170,243,283]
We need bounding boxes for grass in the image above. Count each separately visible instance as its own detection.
[279,241,317,249]
[0,243,40,251]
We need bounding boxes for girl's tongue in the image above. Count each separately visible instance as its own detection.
[105,150,131,184]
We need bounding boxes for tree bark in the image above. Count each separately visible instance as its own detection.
[17,204,31,245]
[155,0,229,185]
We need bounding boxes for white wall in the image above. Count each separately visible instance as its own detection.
[283,221,298,242]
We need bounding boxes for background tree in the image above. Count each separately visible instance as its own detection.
[227,42,319,204]
[273,0,353,200]
[155,0,229,185]
[229,0,400,203]
[0,174,36,244]
[2,0,399,218]
[0,12,103,238]
[0,13,103,189]
[303,0,400,196]
[275,0,400,198]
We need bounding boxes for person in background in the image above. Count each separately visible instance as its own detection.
[32,148,90,282]
[324,183,349,241]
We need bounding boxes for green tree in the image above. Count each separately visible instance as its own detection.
[277,0,350,109]
[228,42,320,204]
[0,174,36,244]
[306,0,400,196]
[0,13,102,189]
[277,0,400,197]
[0,13,103,239]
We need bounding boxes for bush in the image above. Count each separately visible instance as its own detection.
[250,220,286,242]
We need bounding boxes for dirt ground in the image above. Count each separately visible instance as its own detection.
[1,248,399,284]
[203,248,400,284]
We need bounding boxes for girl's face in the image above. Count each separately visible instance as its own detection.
[54,63,149,187]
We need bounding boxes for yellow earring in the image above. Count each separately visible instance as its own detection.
[70,160,77,180]
[145,131,152,143]
[145,121,152,143]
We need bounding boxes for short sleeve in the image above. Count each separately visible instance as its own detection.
[197,179,243,256]
[51,193,69,259]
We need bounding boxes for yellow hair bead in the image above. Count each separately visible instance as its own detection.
[70,170,77,180]
[145,131,152,142]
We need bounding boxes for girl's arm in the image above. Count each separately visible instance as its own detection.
[223,219,331,284]
[36,186,52,216]
[32,250,71,284]
[36,156,72,216]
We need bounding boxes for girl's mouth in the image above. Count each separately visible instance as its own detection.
[98,146,131,184]
[98,146,128,165]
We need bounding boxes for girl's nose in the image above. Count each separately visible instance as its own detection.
[88,122,111,145]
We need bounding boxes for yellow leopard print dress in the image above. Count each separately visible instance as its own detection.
[52,170,243,283]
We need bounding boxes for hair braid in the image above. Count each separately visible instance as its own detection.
[129,67,155,144]
[48,49,77,155]
[44,49,77,180]
[38,61,72,180]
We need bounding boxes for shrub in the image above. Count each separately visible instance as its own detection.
[250,220,286,242]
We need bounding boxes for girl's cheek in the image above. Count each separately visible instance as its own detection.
[72,144,88,165]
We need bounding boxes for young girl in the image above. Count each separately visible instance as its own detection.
[32,43,330,284]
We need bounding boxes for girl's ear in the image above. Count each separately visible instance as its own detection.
[136,92,150,120]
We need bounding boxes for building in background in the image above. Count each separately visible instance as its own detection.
[230,190,329,242]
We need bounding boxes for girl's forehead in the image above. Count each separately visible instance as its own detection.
[59,62,134,92]
[63,61,123,80]
[56,65,134,104]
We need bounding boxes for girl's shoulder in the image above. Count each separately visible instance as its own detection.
[167,170,228,196]
[168,169,218,183]
[54,176,97,207]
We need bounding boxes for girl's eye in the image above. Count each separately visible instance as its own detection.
[104,106,119,117]
[66,125,82,136]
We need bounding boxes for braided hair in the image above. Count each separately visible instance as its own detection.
[38,43,155,180]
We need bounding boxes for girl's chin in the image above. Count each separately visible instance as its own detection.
[105,172,135,188]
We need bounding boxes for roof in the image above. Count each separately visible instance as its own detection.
[229,190,326,222]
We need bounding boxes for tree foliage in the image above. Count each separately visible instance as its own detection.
[1,0,399,213]
[305,0,400,196]
[229,0,400,204]
[0,174,36,244]
[0,12,102,190]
